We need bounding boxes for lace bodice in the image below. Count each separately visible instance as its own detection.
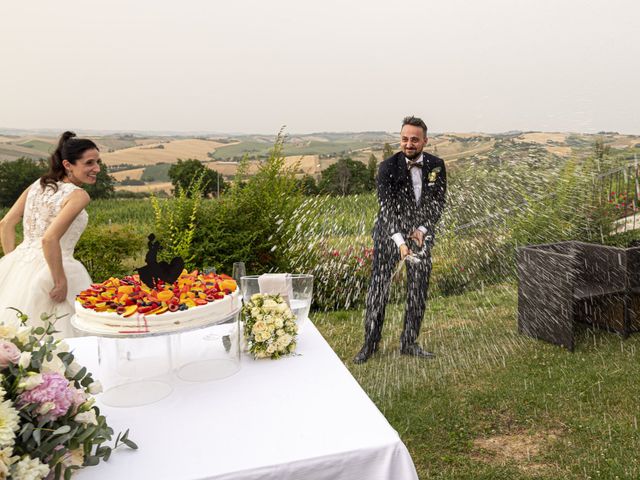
[19,180,88,257]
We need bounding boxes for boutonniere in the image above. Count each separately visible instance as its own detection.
[428,166,442,184]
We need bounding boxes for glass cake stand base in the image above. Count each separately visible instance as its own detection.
[101,380,173,408]
[97,335,174,408]
[72,307,242,407]
[177,358,240,382]
[173,312,241,382]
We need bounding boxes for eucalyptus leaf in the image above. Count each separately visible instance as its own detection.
[103,447,112,461]
[76,425,97,443]
[73,367,87,382]
[122,438,139,450]
[20,422,34,442]
[53,425,71,435]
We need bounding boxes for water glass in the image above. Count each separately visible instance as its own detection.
[232,262,246,285]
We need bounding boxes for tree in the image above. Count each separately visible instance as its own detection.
[593,137,611,172]
[366,153,378,191]
[84,167,115,199]
[318,157,370,195]
[0,157,47,207]
[296,174,319,195]
[382,143,394,160]
[168,159,226,197]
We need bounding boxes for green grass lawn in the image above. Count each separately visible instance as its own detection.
[312,283,640,479]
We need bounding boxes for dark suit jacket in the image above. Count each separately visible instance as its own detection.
[373,151,447,242]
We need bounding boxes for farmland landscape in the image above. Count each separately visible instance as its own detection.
[2,127,640,479]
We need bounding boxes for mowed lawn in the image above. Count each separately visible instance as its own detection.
[313,284,640,479]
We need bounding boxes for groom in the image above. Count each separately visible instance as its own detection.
[354,116,447,364]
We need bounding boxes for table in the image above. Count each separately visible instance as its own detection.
[72,322,418,480]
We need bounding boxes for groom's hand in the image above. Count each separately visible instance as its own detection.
[399,243,411,260]
[410,229,425,248]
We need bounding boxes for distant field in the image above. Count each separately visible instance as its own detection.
[283,155,320,174]
[93,137,138,152]
[208,139,275,159]
[140,163,171,182]
[101,139,229,166]
[0,144,47,162]
[514,132,572,156]
[111,168,145,181]
[18,139,55,154]
[518,132,568,144]
[205,155,322,178]
[428,135,496,162]
[609,134,640,149]
[211,138,379,160]
[115,181,173,193]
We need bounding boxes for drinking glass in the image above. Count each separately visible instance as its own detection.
[232,262,246,285]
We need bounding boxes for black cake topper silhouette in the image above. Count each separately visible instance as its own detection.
[137,234,185,289]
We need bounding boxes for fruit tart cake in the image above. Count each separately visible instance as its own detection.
[72,270,240,335]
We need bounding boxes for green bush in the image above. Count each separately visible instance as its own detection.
[430,227,512,297]
[301,243,373,311]
[190,133,302,274]
[75,224,145,281]
[0,157,47,207]
[508,157,615,247]
[151,174,204,268]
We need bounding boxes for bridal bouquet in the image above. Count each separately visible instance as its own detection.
[242,294,298,359]
[0,311,136,480]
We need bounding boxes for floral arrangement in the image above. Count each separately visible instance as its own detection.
[242,294,297,359]
[0,311,136,480]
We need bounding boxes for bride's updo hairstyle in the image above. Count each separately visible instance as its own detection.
[40,131,99,191]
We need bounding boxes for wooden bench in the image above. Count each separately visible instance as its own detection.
[517,241,639,351]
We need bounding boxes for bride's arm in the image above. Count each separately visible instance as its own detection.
[42,189,91,303]
[0,188,30,255]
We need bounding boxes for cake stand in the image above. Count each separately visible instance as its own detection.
[71,307,241,408]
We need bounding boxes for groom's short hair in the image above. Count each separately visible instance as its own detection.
[402,116,428,136]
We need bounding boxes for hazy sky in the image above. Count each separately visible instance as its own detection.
[1,0,638,134]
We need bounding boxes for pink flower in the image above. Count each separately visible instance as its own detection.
[0,340,21,368]
[18,372,74,421]
[71,388,88,408]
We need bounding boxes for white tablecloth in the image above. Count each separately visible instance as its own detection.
[72,322,418,480]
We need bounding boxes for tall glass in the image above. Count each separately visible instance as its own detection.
[232,262,246,286]
[240,274,313,330]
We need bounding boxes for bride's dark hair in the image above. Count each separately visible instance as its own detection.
[40,131,99,191]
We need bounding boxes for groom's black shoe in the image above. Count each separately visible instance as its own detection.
[353,343,378,364]
[400,344,435,359]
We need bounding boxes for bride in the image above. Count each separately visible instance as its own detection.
[0,131,100,337]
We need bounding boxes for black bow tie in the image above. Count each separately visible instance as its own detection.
[407,159,423,169]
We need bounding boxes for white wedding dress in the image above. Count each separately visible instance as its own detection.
[0,180,92,337]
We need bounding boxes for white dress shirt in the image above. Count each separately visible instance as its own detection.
[391,153,428,247]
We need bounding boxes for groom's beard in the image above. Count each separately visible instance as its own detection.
[404,149,423,160]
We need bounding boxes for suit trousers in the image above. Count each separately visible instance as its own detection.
[363,235,433,350]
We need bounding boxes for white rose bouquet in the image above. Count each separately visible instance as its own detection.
[242,294,298,359]
[0,310,136,480]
